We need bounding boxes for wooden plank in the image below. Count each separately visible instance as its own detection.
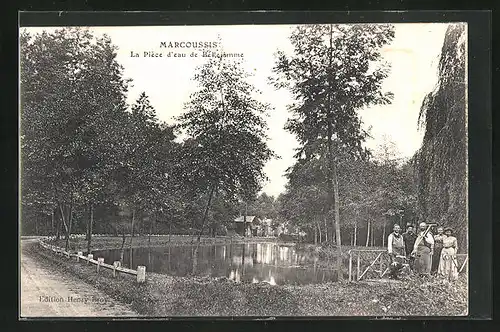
[358,252,383,281]
[459,256,468,273]
[40,241,140,277]
[348,251,353,282]
[117,267,138,276]
[356,254,360,281]
[78,255,89,261]
[100,262,114,270]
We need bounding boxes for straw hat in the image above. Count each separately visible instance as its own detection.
[443,227,453,233]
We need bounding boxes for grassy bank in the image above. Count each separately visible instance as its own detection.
[47,235,286,252]
[28,241,468,316]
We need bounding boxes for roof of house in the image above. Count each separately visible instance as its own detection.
[234,216,257,223]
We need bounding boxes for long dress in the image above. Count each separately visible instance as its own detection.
[432,234,444,274]
[438,236,459,281]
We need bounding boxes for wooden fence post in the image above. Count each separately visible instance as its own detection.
[356,254,361,281]
[113,261,121,277]
[459,256,468,273]
[87,254,93,264]
[379,253,383,277]
[97,258,104,272]
[348,251,353,282]
[137,266,146,283]
[77,251,83,262]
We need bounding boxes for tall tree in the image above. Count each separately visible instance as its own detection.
[20,28,130,250]
[176,56,274,245]
[115,92,179,247]
[271,24,395,278]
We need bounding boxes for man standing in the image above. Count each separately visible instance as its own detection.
[387,224,406,279]
[412,222,435,277]
[403,224,417,270]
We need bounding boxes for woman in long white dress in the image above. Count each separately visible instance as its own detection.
[438,227,459,281]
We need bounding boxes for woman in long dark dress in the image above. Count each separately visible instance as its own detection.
[432,226,444,274]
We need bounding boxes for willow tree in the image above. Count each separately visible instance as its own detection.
[176,56,274,245]
[417,23,467,250]
[271,24,395,278]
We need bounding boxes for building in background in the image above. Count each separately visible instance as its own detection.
[234,216,260,236]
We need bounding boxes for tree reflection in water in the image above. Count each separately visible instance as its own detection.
[93,242,341,285]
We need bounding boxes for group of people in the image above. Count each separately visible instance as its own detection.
[386,222,460,281]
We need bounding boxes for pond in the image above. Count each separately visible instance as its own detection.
[92,242,343,285]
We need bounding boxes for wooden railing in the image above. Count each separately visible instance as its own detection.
[457,254,468,273]
[38,239,146,283]
[348,249,468,282]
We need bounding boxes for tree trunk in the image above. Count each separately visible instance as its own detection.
[192,246,199,275]
[323,24,343,279]
[54,207,61,240]
[58,203,68,239]
[169,222,172,242]
[317,220,322,243]
[314,226,318,245]
[323,216,328,243]
[51,209,55,235]
[130,208,135,248]
[243,202,247,237]
[54,186,68,242]
[332,162,343,278]
[87,203,93,254]
[138,211,142,236]
[371,224,375,247]
[168,247,171,270]
[382,220,386,248]
[129,246,133,269]
[57,201,70,250]
[354,214,358,247]
[34,214,39,236]
[196,184,216,245]
[65,195,74,252]
[365,220,370,247]
[148,210,155,247]
[67,201,74,251]
[242,243,246,272]
[148,248,152,267]
[55,213,61,240]
[120,231,126,264]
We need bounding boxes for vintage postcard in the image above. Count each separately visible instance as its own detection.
[19,15,470,318]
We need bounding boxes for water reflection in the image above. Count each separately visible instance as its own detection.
[93,242,342,285]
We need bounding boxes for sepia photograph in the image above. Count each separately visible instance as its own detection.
[19,19,469,318]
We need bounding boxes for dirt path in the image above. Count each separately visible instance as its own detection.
[20,239,138,318]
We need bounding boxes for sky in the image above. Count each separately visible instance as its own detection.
[22,23,451,197]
